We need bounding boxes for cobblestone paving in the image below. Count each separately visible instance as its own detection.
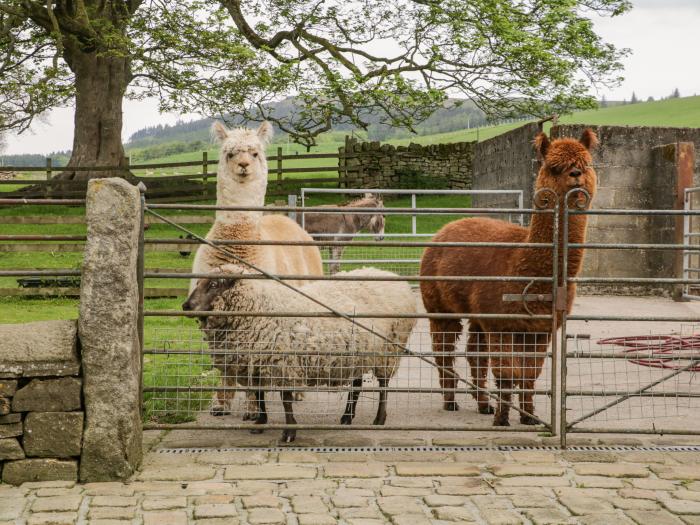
[4,435,700,525]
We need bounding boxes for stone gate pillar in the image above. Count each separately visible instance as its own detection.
[78,178,143,481]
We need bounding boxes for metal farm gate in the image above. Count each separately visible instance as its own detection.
[5,188,698,449]
[134,187,700,447]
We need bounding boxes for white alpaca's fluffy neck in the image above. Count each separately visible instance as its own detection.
[216,164,268,224]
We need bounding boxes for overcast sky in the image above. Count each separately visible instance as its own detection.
[4,0,700,155]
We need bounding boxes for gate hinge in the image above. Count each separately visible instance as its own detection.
[555,287,568,311]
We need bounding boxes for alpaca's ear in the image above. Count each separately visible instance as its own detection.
[211,121,229,143]
[256,121,274,144]
[579,128,599,151]
[534,132,549,161]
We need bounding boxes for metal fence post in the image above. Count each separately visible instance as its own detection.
[136,182,146,418]
[288,194,297,222]
[549,193,560,437]
[411,193,417,235]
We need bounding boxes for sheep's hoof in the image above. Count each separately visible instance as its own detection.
[249,428,265,434]
[372,415,387,426]
[478,404,495,415]
[340,414,353,425]
[210,406,230,417]
[520,414,539,425]
[443,401,460,411]
[282,430,296,443]
[493,417,510,427]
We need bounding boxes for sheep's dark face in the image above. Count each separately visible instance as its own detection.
[183,278,236,327]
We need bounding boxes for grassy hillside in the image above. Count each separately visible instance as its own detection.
[126,96,700,168]
[560,96,700,128]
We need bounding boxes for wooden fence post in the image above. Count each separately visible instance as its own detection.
[276,147,283,191]
[339,136,349,188]
[202,151,208,198]
[45,157,52,199]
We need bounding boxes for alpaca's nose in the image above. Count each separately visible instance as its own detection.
[239,161,249,169]
[570,169,582,178]
[182,299,192,311]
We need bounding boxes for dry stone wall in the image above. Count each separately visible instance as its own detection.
[0,178,144,485]
[0,320,83,485]
[341,137,475,189]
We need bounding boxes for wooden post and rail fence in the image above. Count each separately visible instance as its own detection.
[0,149,347,202]
[0,148,351,297]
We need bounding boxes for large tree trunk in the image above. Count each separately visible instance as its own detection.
[55,51,134,182]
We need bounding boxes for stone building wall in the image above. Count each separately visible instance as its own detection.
[471,122,542,211]
[471,123,700,295]
[553,125,700,295]
[340,138,475,189]
[0,320,83,484]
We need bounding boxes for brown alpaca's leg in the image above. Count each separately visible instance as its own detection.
[466,325,493,415]
[430,319,462,411]
[493,375,513,426]
[492,335,516,426]
[519,336,547,425]
[519,376,539,425]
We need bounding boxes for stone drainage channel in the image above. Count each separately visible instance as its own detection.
[156,445,700,454]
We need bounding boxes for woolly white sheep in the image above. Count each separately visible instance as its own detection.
[183,266,417,442]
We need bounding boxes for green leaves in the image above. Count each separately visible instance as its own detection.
[1,0,631,148]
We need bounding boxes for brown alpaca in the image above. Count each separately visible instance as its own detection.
[419,129,598,426]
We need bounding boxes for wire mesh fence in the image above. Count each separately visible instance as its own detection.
[142,325,553,431]
[565,326,700,432]
[7,190,700,445]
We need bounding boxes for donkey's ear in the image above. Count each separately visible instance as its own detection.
[211,121,229,143]
[257,121,274,144]
[534,132,550,161]
[579,128,599,151]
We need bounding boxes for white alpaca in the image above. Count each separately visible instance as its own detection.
[190,120,323,417]
[191,121,323,291]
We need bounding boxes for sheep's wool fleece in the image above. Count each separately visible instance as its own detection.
[204,268,417,388]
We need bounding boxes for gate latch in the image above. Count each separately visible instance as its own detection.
[502,294,552,302]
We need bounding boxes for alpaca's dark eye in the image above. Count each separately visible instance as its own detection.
[227,152,234,160]
[253,152,258,158]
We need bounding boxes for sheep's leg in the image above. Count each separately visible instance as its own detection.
[340,378,363,425]
[373,377,388,426]
[429,319,462,411]
[281,391,297,443]
[466,326,493,415]
[250,390,267,434]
